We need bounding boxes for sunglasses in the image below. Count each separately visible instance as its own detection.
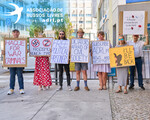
[118,38,124,41]
[59,34,64,35]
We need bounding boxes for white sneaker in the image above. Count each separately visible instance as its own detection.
[57,86,62,91]
[42,86,46,91]
[7,89,14,95]
[68,86,72,91]
[20,89,25,94]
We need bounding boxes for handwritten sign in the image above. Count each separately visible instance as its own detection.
[3,38,27,67]
[29,37,53,56]
[92,41,110,64]
[71,38,89,63]
[50,40,70,64]
[119,11,148,35]
[109,46,135,68]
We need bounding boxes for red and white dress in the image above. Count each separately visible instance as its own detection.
[33,56,52,86]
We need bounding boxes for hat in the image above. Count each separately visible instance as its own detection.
[77,28,84,33]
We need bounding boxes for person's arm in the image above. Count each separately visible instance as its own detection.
[144,33,149,46]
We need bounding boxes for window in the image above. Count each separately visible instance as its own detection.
[79,21,84,23]
[86,14,91,17]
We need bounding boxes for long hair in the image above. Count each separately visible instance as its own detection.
[58,30,67,40]
[118,35,126,45]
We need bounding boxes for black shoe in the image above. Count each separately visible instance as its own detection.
[129,85,134,89]
[140,86,145,90]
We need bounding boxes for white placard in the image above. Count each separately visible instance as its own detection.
[71,38,89,63]
[4,39,26,66]
[92,41,110,64]
[29,38,53,56]
[123,11,145,35]
[50,40,70,64]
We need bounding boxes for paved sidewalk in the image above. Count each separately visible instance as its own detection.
[0,80,112,120]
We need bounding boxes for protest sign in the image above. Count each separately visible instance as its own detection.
[3,38,27,67]
[92,41,110,64]
[70,38,89,63]
[50,40,70,64]
[29,37,53,56]
[109,46,135,68]
[119,11,148,35]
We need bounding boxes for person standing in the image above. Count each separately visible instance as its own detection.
[74,28,90,91]
[115,35,128,94]
[1,29,25,95]
[57,30,72,91]
[92,31,111,90]
[127,34,149,90]
[33,33,52,90]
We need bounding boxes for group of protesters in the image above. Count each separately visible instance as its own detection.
[1,27,149,95]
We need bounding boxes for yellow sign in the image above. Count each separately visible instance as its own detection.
[109,46,135,68]
[70,62,75,72]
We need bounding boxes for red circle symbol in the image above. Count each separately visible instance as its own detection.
[42,39,51,47]
[31,39,40,48]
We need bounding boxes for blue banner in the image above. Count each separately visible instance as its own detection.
[126,0,150,3]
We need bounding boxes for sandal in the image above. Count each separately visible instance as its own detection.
[124,89,128,94]
[103,86,107,90]
[98,87,103,90]
[115,89,122,93]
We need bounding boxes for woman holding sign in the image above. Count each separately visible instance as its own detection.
[56,30,72,91]
[33,33,52,90]
[93,31,111,90]
[115,35,128,94]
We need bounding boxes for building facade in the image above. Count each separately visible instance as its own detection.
[66,0,97,40]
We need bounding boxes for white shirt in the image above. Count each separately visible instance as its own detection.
[127,40,145,58]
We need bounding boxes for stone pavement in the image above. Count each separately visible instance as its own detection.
[0,79,112,120]
[109,81,150,120]
[0,71,150,120]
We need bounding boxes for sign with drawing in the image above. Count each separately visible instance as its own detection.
[109,46,135,68]
[29,38,53,56]
[119,11,148,35]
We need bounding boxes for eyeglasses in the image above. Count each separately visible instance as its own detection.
[118,38,124,41]
[59,34,64,35]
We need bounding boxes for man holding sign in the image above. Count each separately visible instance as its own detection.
[73,28,90,91]
[1,29,25,95]
[127,34,149,90]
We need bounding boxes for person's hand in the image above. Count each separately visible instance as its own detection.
[1,50,5,55]
[27,50,29,53]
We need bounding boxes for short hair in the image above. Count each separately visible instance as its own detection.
[97,31,104,37]
[12,29,20,33]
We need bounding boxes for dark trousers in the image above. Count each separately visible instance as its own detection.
[9,67,24,90]
[129,57,143,87]
[58,64,70,86]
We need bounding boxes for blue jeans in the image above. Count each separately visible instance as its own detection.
[9,67,24,90]
[129,57,143,87]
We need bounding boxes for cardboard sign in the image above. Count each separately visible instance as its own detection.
[71,38,89,63]
[50,40,70,64]
[3,38,27,67]
[109,46,135,68]
[29,37,53,56]
[92,41,110,64]
[119,11,148,35]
